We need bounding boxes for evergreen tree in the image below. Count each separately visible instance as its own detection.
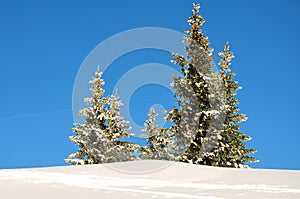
[210,43,258,168]
[105,91,139,162]
[142,3,257,167]
[65,68,137,165]
[142,3,220,164]
[165,3,222,164]
[141,108,173,160]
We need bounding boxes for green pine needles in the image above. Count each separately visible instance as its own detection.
[66,3,258,168]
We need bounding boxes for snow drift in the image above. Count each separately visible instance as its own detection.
[0,160,299,199]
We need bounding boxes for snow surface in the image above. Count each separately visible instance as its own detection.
[0,160,299,199]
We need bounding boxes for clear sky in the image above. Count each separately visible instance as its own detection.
[0,0,299,170]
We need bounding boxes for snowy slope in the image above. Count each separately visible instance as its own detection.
[0,160,299,199]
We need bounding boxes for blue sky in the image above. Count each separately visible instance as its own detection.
[0,0,299,170]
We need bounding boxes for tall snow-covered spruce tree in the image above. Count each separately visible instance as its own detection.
[142,3,257,167]
[65,68,138,165]
[211,43,258,168]
[142,3,221,164]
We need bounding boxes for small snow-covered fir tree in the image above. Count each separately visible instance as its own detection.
[65,68,137,165]
[140,108,174,160]
[105,91,140,162]
[210,43,258,168]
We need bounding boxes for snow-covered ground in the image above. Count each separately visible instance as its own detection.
[0,160,299,199]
